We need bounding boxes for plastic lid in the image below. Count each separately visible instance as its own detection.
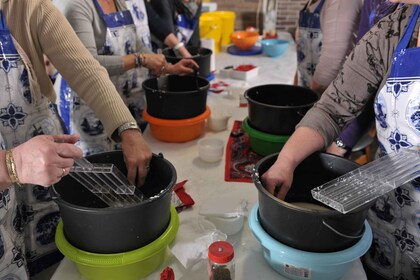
[208,241,234,263]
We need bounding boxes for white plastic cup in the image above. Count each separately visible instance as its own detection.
[198,138,225,163]
[208,109,231,132]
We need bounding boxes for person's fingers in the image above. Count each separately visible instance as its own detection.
[52,134,80,144]
[55,142,83,159]
[277,185,289,200]
[136,161,150,187]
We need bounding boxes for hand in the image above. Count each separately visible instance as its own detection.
[260,155,295,200]
[12,134,83,187]
[120,129,152,187]
[166,59,198,75]
[143,53,166,76]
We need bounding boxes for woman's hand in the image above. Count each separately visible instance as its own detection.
[143,53,167,76]
[120,130,153,187]
[11,134,83,187]
[166,59,198,75]
[260,155,295,200]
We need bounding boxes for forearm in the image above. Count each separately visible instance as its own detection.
[275,127,325,170]
[164,34,191,57]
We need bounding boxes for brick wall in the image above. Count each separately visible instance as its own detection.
[209,0,307,33]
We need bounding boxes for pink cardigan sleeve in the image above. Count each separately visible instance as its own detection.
[313,0,363,88]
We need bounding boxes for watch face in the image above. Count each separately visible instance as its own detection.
[335,139,347,149]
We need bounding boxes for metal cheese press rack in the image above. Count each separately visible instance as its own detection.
[69,158,145,207]
[311,149,420,214]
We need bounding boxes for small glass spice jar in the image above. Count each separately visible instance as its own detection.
[208,241,235,280]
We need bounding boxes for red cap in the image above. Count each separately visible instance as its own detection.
[208,241,234,263]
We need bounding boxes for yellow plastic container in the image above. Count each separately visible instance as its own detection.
[204,11,236,47]
[56,206,179,280]
[199,14,222,53]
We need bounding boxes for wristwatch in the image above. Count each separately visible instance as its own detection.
[335,138,348,150]
[117,121,140,137]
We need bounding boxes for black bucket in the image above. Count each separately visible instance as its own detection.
[51,151,177,254]
[253,152,371,253]
[163,46,212,78]
[245,84,319,135]
[143,75,209,120]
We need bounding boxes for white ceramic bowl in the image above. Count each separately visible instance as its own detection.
[198,138,225,163]
[208,215,245,235]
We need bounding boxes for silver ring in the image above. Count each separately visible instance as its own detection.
[160,65,166,76]
[61,168,66,178]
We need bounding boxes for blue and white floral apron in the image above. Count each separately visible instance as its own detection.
[61,0,149,156]
[364,6,420,280]
[126,0,152,50]
[297,0,324,88]
[175,12,198,45]
[0,11,64,279]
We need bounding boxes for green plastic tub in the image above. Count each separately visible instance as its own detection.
[55,206,179,280]
[242,118,290,156]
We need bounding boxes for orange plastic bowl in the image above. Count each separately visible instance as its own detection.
[231,31,259,50]
[143,106,210,142]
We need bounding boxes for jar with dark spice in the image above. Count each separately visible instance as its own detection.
[208,241,235,280]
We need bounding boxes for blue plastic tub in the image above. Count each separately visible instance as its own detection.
[249,204,372,280]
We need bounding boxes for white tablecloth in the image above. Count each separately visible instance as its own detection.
[51,32,367,280]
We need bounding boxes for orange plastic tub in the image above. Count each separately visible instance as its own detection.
[143,106,210,142]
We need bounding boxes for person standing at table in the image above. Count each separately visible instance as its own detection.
[144,0,194,57]
[327,0,400,157]
[53,0,198,155]
[0,0,154,278]
[296,0,365,157]
[296,0,363,93]
[262,3,420,279]
[145,0,202,54]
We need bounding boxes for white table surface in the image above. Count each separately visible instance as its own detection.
[51,32,367,280]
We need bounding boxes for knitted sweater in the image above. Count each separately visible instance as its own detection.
[2,0,135,139]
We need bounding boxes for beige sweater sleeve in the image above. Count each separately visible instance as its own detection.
[312,0,363,88]
[4,0,135,140]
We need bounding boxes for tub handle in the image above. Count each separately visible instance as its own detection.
[322,219,365,239]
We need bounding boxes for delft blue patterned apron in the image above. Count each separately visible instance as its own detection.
[363,6,420,280]
[126,0,152,50]
[0,11,64,279]
[175,12,198,44]
[62,0,149,156]
[297,0,324,88]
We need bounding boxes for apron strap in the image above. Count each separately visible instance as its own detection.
[313,0,325,14]
[93,0,134,28]
[0,10,7,31]
[92,0,107,17]
[395,5,420,52]
[303,0,325,13]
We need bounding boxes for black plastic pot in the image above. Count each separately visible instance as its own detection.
[245,84,319,135]
[163,47,212,78]
[253,152,371,253]
[51,151,177,254]
[143,75,209,120]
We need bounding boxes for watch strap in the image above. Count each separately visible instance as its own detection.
[117,122,140,137]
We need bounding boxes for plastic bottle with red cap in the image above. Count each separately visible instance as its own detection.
[207,241,235,280]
